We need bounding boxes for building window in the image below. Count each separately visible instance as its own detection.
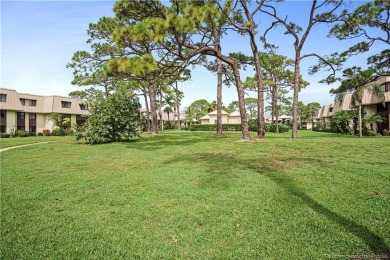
[61,101,71,108]
[377,103,389,113]
[29,126,36,133]
[0,94,6,102]
[17,112,25,120]
[76,115,87,125]
[29,99,37,106]
[385,82,390,93]
[17,126,25,131]
[20,98,26,106]
[0,126,5,133]
[1,110,5,118]
[29,113,36,120]
[79,103,87,110]
[329,107,333,113]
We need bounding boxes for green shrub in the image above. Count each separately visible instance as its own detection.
[37,132,43,136]
[181,126,189,131]
[364,129,375,136]
[163,121,176,130]
[15,130,28,137]
[51,128,65,136]
[247,120,287,133]
[189,124,242,131]
[0,133,10,138]
[42,129,50,136]
[248,119,257,132]
[383,129,389,136]
[269,123,290,133]
[28,132,36,137]
[64,128,75,136]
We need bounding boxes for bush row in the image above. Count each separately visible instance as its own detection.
[0,128,76,138]
[248,119,290,133]
[188,122,290,133]
[189,124,242,131]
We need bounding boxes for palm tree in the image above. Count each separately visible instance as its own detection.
[164,106,173,122]
[184,106,196,126]
[363,113,384,132]
[350,84,384,137]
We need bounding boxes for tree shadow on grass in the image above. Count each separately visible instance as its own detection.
[165,152,390,257]
[125,133,211,151]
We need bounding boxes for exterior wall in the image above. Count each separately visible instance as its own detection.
[228,116,241,124]
[364,104,377,115]
[208,114,228,124]
[200,119,209,124]
[36,114,49,132]
[0,88,89,134]
[6,111,16,133]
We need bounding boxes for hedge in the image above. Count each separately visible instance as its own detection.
[189,124,242,131]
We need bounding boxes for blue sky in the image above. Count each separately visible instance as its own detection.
[1,0,385,109]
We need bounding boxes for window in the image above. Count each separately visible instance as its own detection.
[1,110,5,118]
[61,101,71,108]
[0,126,5,133]
[29,99,37,106]
[29,113,36,120]
[385,82,390,93]
[79,103,87,110]
[0,94,6,102]
[329,107,333,113]
[17,126,25,131]
[20,98,26,106]
[377,103,389,113]
[29,126,36,133]
[17,112,25,120]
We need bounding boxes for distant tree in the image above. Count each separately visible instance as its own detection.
[164,106,173,122]
[306,102,322,125]
[260,0,343,139]
[189,99,213,120]
[227,101,240,113]
[244,98,258,119]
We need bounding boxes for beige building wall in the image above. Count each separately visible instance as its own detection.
[6,111,16,133]
[208,114,228,124]
[36,114,49,132]
[228,116,241,124]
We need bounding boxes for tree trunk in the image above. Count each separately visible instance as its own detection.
[232,63,250,140]
[249,35,265,139]
[144,91,151,132]
[273,85,279,133]
[292,51,301,140]
[159,91,163,131]
[216,57,223,136]
[359,103,362,137]
[175,82,181,130]
[213,26,223,136]
[149,84,158,135]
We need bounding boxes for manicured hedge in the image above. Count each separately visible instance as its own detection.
[248,119,290,133]
[189,124,242,131]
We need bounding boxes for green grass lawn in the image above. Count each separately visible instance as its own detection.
[0,136,69,149]
[1,130,389,258]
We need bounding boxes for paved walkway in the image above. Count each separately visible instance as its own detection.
[0,142,49,153]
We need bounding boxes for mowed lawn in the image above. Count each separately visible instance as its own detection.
[1,131,389,258]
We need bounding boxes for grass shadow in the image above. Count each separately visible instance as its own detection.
[165,152,390,257]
